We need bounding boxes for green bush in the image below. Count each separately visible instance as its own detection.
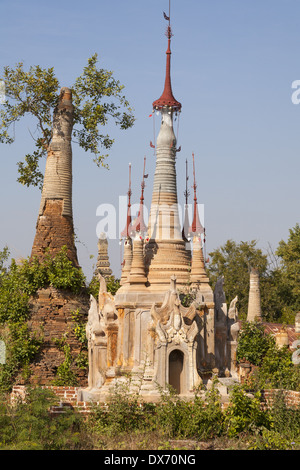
[44,248,86,293]
[0,387,91,450]
[1,382,299,450]
[253,346,300,391]
[0,323,43,392]
[52,340,79,387]
[0,246,87,391]
[250,390,300,449]
[88,274,120,297]
[236,321,275,366]
[154,381,224,440]
[224,385,271,438]
[89,381,156,437]
[0,247,86,325]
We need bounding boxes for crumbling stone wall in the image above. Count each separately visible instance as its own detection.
[25,286,89,387]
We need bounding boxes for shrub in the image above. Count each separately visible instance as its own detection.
[0,387,91,450]
[52,340,79,387]
[249,390,300,450]
[89,381,156,437]
[0,246,86,391]
[88,274,120,297]
[0,323,43,392]
[224,385,271,438]
[44,247,86,293]
[253,346,300,391]
[236,321,274,366]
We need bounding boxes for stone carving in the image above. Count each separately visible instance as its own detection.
[86,295,105,342]
[227,295,239,378]
[150,294,199,346]
[214,277,227,320]
[86,274,118,390]
[228,296,239,341]
[148,276,201,393]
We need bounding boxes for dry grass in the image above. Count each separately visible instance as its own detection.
[89,430,250,451]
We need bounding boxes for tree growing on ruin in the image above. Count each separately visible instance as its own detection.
[0,54,135,189]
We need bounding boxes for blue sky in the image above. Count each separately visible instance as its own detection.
[1,0,300,280]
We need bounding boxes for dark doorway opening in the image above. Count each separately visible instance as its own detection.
[169,349,184,394]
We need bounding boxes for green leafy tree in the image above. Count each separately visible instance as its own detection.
[207,238,293,321]
[207,240,269,318]
[275,223,300,322]
[224,385,271,438]
[236,321,275,366]
[0,54,135,188]
[253,346,300,391]
[0,246,9,279]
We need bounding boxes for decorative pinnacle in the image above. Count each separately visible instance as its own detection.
[131,157,148,235]
[152,2,181,112]
[183,158,190,204]
[121,163,133,238]
[189,153,204,236]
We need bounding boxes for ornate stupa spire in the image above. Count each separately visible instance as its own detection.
[189,153,204,237]
[188,153,209,289]
[145,5,190,289]
[152,3,181,113]
[182,158,190,243]
[120,163,133,285]
[120,163,133,239]
[96,232,112,279]
[130,156,148,237]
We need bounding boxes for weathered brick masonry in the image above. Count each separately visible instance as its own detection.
[11,385,300,416]
[25,286,89,387]
[31,199,78,266]
[24,88,87,386]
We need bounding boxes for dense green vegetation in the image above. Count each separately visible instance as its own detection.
[0,247,87,392]
[0,245,121,393]
[236,321,300,391]
[207,223,300,323]
[0,381,299,450]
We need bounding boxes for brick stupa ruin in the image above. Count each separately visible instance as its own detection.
[28,88,89,387]
[31,88,78,266]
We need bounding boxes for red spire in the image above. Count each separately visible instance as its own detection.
[121,163,133,238]
[189,153,204,236]
[131,157,148,235]
[152,9,181,112]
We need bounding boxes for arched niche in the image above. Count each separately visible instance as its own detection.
[168,348,185,394]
